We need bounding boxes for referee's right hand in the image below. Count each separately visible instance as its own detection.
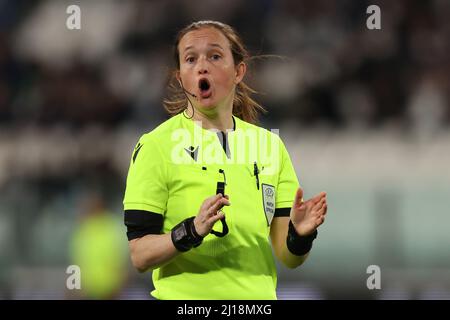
[194,194,230,237]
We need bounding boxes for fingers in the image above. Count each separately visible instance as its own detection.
[293,187,304,208]
[313,197,327,211]
[311,191,327,205]
[206,210,225,226]
[316,215,325,226]
[207,197,230,217]
[203,193,224,209]
[322,202,328,215]
[299,189,327,209]
[312,197,328,224]
[312,198,328,215]
[196,194,230,236]
[202,193,230,211]
[317,205,327,217]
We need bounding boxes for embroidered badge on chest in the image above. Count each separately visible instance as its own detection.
[262,184,276,226]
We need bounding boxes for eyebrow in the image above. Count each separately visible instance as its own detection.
[183,43,225,52]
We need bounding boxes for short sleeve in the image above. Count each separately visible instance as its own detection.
[276,137,300,209]
[123,134,168,214]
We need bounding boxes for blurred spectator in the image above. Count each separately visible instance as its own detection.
[69,193,128,299]
[407,74,448,139]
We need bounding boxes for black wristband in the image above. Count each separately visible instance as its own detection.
[171,217,204,252]
[286,220,318,256]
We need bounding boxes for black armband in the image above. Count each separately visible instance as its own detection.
[171,217,204,252]
[286,220,318,256]
[124,210,163,240]
[274,207,291,217]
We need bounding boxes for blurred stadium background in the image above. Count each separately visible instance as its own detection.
[1,0,449,299]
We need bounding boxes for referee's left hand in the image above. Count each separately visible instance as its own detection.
[290,188,327,236]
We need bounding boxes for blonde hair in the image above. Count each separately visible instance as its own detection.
[163,20,266,124]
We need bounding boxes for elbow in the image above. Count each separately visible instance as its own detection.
[129,238,154,273]
[282,260,297,269]
[134,262,149,273]
[129,244,154,272]
[136,266,148,273]
[278,251,309,269]
[131,254,149,273]
[283,258,304,269]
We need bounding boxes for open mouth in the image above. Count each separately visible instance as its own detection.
[198,78,212,98]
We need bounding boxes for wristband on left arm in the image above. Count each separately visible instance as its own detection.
[286,220,318,256]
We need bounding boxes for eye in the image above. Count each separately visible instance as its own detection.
[211,54,221,61]
[186,56,195,63]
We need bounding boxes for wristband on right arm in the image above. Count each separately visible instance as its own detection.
[286,220,318,256]
[171,217,204,252]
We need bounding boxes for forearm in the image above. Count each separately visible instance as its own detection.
[270,216,314,269]
[278,244,309,269]
[129,233,179,272]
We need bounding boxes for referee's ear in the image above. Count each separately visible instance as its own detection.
[234,62,246,85]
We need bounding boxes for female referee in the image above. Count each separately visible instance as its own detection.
[123,20,328,300]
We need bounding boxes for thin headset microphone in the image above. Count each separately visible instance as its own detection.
[184,89,197,99]
[179,79,197,98]
[179,79,196,119]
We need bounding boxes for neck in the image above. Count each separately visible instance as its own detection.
[186,105,234,132]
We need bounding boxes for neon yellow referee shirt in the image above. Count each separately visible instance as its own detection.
[123,112,299,300]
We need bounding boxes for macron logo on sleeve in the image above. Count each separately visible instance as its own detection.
[133,143,143,163]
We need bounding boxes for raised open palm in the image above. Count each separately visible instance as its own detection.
[290,188,327,236]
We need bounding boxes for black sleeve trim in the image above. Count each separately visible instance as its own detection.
[274,207,291,217]
[124,210,163,240]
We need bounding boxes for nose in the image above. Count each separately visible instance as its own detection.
[196,57,209,75]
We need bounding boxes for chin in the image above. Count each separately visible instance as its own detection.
[197,99,217,110]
